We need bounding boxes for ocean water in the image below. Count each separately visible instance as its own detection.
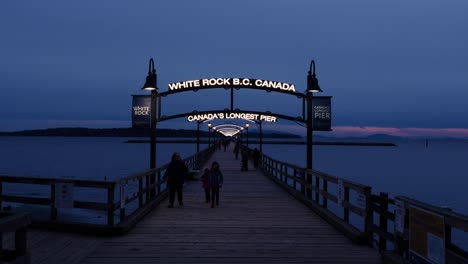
[0,136,466,249]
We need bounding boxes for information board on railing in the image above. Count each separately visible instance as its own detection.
[409,206,445,264]
[55,183,74,208]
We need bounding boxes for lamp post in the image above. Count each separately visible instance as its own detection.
[196,120,204,153]
[245,123,250,147]
[208,123,212,147]
[258,121,263,153]
[306,59,323,200]
[142,58,158,199]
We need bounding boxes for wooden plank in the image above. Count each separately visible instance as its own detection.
[81,144,382,263]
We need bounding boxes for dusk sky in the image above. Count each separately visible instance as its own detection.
[1,1,468,137]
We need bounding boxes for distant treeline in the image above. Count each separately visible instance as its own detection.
[0,127,301,138]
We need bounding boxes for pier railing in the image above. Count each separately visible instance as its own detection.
[259,152,373,244]
[371,193,468,263]
[256,150,468,263]
[0,144,216,235]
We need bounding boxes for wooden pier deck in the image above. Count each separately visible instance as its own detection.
[6,144,382,263]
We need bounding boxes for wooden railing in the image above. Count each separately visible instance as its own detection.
[372,194,468,263]
[255,150,468,263]
[0,212,31,264]
[259,152,373,244]
[0,145,216,235]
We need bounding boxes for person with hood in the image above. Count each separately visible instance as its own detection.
[163,152,188,208]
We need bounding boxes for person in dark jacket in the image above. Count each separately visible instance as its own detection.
[252,148,261,169]
[209,161,224,208]
[163,152,188,208]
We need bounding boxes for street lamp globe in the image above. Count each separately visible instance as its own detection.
[142,58,158,91]
[307,60,323,93]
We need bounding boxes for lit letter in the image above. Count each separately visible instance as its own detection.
[168,82,180,90]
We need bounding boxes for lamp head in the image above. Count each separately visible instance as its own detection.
[142,58,158,91]
[246,123,250,128]
[208,123,212,128]
[307,59,323,93]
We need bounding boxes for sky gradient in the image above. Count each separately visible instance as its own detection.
[1,1,467,137]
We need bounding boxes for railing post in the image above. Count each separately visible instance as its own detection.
[0,179,2,210]
[445,224,452,249]
[275,162,278,179]
[282,164,286,184]
[323,180,328,209]
[157,170,161,195]
[145,173,150,202]
[50,183,57,220]
[107,184,115,226]
[379,192,389,251]
[293,169,297,190]
[138,176,143,208]
[364,187,373,246]
[301,171,306,196]
[315,175,320,203]
[344,187,350,223]
[120,181,126,223]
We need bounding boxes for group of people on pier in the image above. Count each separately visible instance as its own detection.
[163,152,224,209]
[163,139,261,209]
[234,141,261,171]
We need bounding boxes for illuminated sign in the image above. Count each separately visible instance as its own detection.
[168,78,296,92]
[187,112,277,122]
[131,95,151,128]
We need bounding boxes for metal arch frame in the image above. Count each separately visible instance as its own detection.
[157,109,305,123]
[212,124,246,130]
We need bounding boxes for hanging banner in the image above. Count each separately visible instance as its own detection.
[132,95,151,128]
[312,96,332,131]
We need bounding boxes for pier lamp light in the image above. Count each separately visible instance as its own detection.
[305,59,323,200]
[307,60,322,93]
[142,58,158,198]
[142,58,158,91]
[208,123,212,147]
[245,123,250,147]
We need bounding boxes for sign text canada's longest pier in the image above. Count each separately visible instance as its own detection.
[168,78,296,92]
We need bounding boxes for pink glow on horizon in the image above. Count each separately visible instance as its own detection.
[330,127,468,138]
[262,124,468,138]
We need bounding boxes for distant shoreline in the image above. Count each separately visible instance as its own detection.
[0,127,300,139]
[125,139,397,147]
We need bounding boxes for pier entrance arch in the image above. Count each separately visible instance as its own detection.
[131,58,332,199]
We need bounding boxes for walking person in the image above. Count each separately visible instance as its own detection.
[209,161,224,208]
[241,148,249,171]
[252,148,261,169]
[200,168,211,203]
[163,152,188,208]
[233,142,240,160]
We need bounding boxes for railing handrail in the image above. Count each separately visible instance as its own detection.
[259,151,372,194]
[396,195,468,231]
